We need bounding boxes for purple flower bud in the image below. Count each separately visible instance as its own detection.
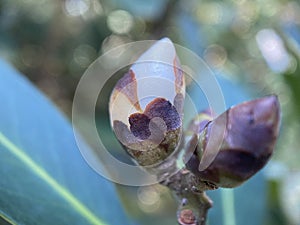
[187,95,281,188]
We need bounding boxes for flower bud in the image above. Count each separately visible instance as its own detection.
[186,95,281,188]
[109,38,185,166]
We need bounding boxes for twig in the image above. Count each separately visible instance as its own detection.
[161,169,216,225]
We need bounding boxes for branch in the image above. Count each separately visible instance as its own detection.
[161,169,216,225]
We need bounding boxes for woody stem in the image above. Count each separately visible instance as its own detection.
[160,168,214,225]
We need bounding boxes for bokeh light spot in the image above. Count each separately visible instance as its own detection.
[196,2,223,25]
[73,44,97,68]
[107,10,134,34]
[204,44,227,68]
[100,35,132,68]
[137,186,161,213]
[256,29,291,73]
[64,0,90,17]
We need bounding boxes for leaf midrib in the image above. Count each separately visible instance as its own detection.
[0,132,107,225]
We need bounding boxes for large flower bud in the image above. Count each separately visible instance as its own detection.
[109,38,185,166]
[186,96,281,188]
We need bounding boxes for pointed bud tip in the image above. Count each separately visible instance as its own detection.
[160,37,172,42]
[237,94,281,135]
[258,95,280,128]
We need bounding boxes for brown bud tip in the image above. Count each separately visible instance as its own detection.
[188,95,281,188]
[178,209,197,225]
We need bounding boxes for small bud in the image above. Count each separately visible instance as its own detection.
[109,38,185,166]
[186,95,281,188]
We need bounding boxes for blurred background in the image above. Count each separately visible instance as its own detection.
[1,0,300,224]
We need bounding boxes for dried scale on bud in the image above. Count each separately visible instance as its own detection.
[109,38,185,166]
[186,95,281,188]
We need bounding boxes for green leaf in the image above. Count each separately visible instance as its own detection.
[0,60,130,225]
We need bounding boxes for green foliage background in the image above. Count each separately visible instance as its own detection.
[1,0,300,224]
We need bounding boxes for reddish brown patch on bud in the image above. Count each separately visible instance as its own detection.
[178,209,197,225]
[173,56,184,93]
[114,69,142,111]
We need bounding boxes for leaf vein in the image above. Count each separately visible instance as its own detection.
[0,132,107,225]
